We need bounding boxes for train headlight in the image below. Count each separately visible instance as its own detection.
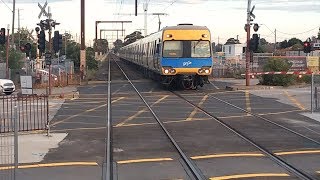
[202,34,208,38]
[166,34,172,38]
[164,69,169,74]
[198,67,211,74]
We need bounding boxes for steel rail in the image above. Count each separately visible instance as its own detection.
[105,53,113,180]
[210,95,320,146]
[172,91,315,180]
[113,56,206,180]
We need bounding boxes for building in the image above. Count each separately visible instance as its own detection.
[222,43,246,66]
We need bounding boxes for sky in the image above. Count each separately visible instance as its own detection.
[0,0,319,47]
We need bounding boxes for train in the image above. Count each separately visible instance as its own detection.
[119,24,213,89]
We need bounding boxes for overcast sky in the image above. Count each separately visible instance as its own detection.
[0,0,319,46]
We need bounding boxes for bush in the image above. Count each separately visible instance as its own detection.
[260,58,296,86]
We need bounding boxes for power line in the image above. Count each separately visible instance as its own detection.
[276,25,320,36]
[0,0,13,12]
[147,0,177,28]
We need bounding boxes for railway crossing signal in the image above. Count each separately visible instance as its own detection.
[249,33,259,52]
[20,43,32,57]
[303,41,312,54]
[53,31,63,53]
[38,30,46,54]
[0,28,6,45]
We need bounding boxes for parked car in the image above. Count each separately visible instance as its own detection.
[0,79,16,95]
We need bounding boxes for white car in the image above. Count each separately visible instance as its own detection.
[0,79,16,95]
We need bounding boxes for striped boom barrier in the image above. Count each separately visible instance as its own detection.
[241,71,320,76]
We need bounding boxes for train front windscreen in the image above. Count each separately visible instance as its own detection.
[162,40,211,58]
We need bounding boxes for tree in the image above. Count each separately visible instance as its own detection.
[225,38,240,45]
[123,31,144,46]
[318,28,320,39]
[259,38,268,46]
[86,47,98,70]
[94,39,108,53]
[113,39,123,53]
[291,43,303,51]
[287,38,302,47]
[280,40,289,49]
[66,41,80,72]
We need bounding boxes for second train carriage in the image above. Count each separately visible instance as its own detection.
[119,24,213,89]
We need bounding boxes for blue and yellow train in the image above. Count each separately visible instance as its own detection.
[119,24,213,89]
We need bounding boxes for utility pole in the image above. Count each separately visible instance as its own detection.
[143,3,148,36]
[245,0,252,86]
[274,29,277,53]
[6,25,10,79]
[18,9,20,48]
[80,0,86,78]
[48,7,53,95]
[12,0,16,48]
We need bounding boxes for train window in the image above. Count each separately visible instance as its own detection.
[156,44,160,54]
[191,41,211,58]
[163,41,183,58]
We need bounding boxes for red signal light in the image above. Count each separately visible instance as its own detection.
[304,43,308,46]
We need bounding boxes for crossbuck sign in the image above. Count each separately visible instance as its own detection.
[38,1,48,19]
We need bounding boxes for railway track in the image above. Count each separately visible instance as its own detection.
[107,54,319,179]
[173,92,319,180]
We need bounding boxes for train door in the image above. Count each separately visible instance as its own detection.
[155,39,161,70]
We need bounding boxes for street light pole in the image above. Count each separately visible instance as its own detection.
[6,26,10,79]
[80,0,86,78]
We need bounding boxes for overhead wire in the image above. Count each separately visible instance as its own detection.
[276,25,320,36]
[0,0,13,12]
[146,0,177,31]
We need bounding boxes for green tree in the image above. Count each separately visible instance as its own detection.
[260,58,296,86]
[287,38,302,47]
[86,47,98,70]
[66,41,80,72]
[280,40,288,49]
[318,28,320,39]
[124,31,144,46]
[113,39,123,53]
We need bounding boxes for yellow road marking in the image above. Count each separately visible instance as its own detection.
[284,91,306,110]
[245,90,251,115]
[210,173,290,180]
[115,95,169,127]
[120,118,211,127]
[52,127,106,132]
[186,95,208,121]
[275,150,320,156]
[218,114,251,119]
[51,97,125,126]
[117,158,173,164]
[191,153,264,160]
[0,162,98,170]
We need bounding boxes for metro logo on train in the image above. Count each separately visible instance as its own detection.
[119,24,213,89]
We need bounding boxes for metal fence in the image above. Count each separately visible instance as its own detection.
[0,94,48,133]
[0,106,18,180]
[313,74,320,112]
